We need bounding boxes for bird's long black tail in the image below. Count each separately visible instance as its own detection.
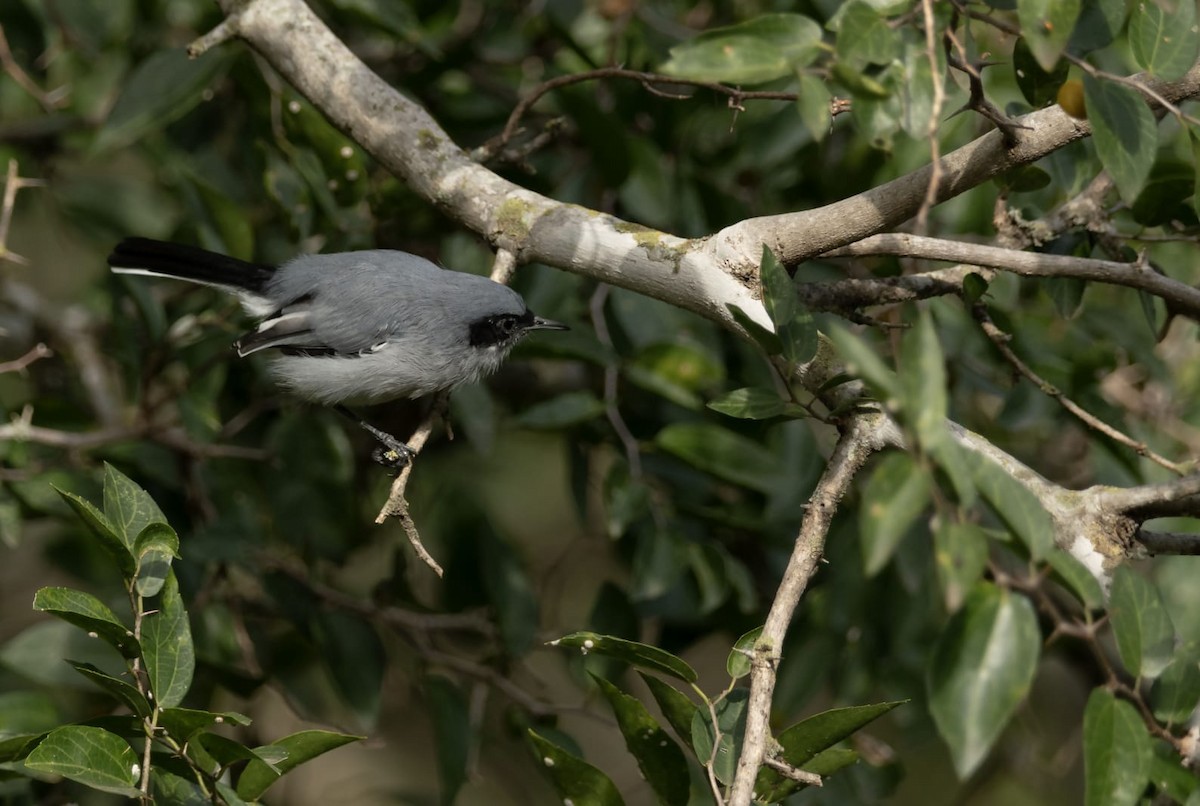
[107,237,275,293]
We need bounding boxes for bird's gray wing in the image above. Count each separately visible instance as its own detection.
[235,294,391,358]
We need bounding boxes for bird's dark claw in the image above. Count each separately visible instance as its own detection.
[370,435,414,473]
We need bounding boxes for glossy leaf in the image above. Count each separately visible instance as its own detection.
[755,701,904,801]
[1129,0,1199,80]
[727,626,763,679]
[708,387,805,420]
[1013,36,1069,106]
[638,673,699,751]
[1045,549,1105,610]
[141,571,194,708]
[1109,566,1175,679]
[236,730,363,801]
[1083,74,1157,202]
[1017,0,1082,70]
[1083,689,1151,806]
[103,463,169,548]
[593,675,689,806]
[760,245,796,327]
[528,730,624,806]
[52,487,135,577]
[133,522,179,598]
[69,662,151,720]
[32,587,139,658]
[928,583,1041,778]
[158,707,251,743]
[859,452,931,576]
[24,725,141,797]
[551,632,698,683]
[691,688,748,784]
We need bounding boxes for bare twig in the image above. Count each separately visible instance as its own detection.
[729,416,887,805]
[188,11,243,58]
[763,757,823,787]
[0,25,65,111]
[972,305,1187,474]
[0,343,51,374]
[0,159,45,265]
[1137,530,1200,555]
[822,233,1200,320]
[914,0,947,234]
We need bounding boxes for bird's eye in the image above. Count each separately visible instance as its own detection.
[500,316,518,334]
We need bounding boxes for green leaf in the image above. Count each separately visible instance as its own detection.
[933,521,989,612]
[727,626,763,679]
[727,303,783,355]
[708,388,805,420]
[655,422,782,494]
[52,486,135,577]
[796,73,833,141]
[551,632,698,683]
[1109,566,1175,679]
[197,732,285,772]
[528,730,625,806]
[141,571,194,708]
[1083,74,1157,202]
[755,701,905,801]
[626,342,725,409]
[158,707,251,743]
[1068,0,1128,54]
[133,522,179,598]
[691,688,748,784]
[998,165,1054,193]
[660,14,823,84]
[965,451,1054,560]
[312,609,384,728]
[95,48,232,151]
[859,452,931,576]
[1017,0,1082,70]
[826,323,901,403]
[899,308,949,451]
[235,730,363,801]
[927,583,1041,778]
[481,534,540,657]
[962,273,989,305]
[32,587,139,658]
[1129,0,1199,80]
[760,245,796,330]
[1083,689,1152,806]
[103,463,168,548]
[1013,36,1070,106]
[1045,277,1087,318]
[1151,649,1200,724]
[515,391,606,429]
[426,676,469,806]
[69,662,152,720]
[836,2,899,68]
[1131,159,1196,227]
[638,673,699,752]
[1045,549,1105,610]
[593,676,689,806]
[24,725,141,797]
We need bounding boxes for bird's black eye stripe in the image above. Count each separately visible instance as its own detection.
[469,311,534,347]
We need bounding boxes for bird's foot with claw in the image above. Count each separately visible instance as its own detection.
[370,435,414,473]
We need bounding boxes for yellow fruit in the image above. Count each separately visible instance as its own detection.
[1057,79,1087,119]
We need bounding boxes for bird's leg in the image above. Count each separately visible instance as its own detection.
[334,406,414,470]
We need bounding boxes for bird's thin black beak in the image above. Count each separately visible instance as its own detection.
[529,316,569,332]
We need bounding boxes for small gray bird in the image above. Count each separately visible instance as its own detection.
[107,238,568,465]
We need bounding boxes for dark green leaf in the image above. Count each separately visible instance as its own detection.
[727,626,763,679]
[691,688,748,784]
[1045,549,1105,610]
[158,707,251,744]
[235,730,363,801]
[1151,649,1200,724]
[755,701,904,801]
[528,730,625,806]
[796,73,833,141]
[655,422,782,493]
[481,535,539,657]
[95,48,232,151]
[426,676,469,806]
[626,342,725,409]
[32,587,139,658]
[760,245,796,329]
[827,323,901,403]
[832,63,893,99]
[1083,74,1157,202]
[103,462,168,548]
[142,571,194,708]
[69,662,151,719]
[965,451,1054,559]
[859,452,931,576]
[134,522,179,598]
[593,675,689,806]
[638,673,699,752]
[197,732,285,772]
[1131,160,1196,227]
[962,273,989,305]
[1013,37,1070,106]
[837,2,899,68]
[933,522,989,612]
[52,487,135,577]
[661,14,823,84]
[728,303,783,355]
[899,308,949,451]
[313,610,384,727]
[1083,688,1152,806]
[708,388,805,420]
[1017,0,1082,70]
[1129,0,1199,80]
[1109,566,1175,679]
[1068,0,1128,54]
[515,391,606,429]
[24,725,141,797]
[1045,277,1087,318]
[928,583,1041,778]
[551,632,698,683]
